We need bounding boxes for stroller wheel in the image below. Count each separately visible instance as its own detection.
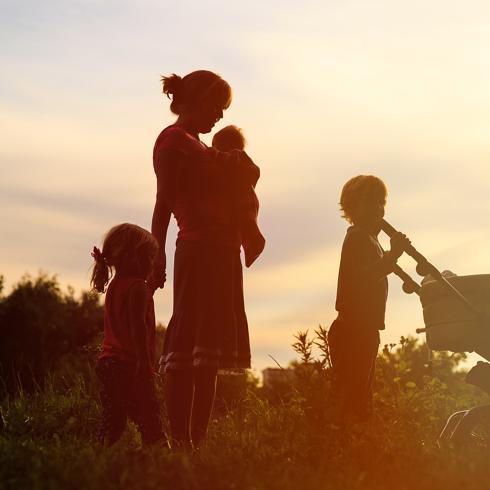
[437,410,467,447]
[450,405,490,449]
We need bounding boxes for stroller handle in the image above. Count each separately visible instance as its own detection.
[381,219,438,277]
[381,218,485,321]
[392,263,421,295]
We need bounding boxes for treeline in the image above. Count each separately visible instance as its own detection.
[0,273,250,406]
[0,274,103,395]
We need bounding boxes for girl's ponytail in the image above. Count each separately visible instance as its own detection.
[90,246,111,293]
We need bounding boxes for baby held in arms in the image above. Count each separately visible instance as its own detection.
[212,125,265,267]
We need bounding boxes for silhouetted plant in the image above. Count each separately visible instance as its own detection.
[313,324,332,369]
[292,330,314,364]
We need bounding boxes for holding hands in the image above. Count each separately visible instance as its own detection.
[148,251,166,292]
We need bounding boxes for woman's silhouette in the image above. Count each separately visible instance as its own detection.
[151,70,258,448]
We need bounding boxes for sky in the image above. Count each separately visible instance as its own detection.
[1,0,490,374]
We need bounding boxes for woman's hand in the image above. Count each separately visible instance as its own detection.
[148,258,166,292]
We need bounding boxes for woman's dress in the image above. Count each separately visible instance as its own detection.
[154,125,257,371]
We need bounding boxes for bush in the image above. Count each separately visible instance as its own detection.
[0,273,103,395]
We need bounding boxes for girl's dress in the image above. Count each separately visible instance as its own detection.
[96,275,164,444]
[154,125,256,371]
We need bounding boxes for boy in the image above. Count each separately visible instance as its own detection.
[212,125,265,267]
[328,175,410,422]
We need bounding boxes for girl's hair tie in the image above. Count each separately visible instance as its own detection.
[91,246,105,263]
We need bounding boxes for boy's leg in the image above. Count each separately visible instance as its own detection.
[164,369,194,448]
[342,332,379,421]
[328,323,379,422]
[96,358,129,445]
[191,367,218,446]
[349,335,379,420]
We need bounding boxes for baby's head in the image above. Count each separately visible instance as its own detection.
[340,175,387,226]
[212,125,246,152]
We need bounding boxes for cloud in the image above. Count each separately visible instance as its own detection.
[2,0,490,373]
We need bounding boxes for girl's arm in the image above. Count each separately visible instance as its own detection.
[150,147,185,290]
[128,281,153,374]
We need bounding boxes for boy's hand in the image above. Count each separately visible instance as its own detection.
[389,232,411,259]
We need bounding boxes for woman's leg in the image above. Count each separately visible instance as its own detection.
[164,369,194,448]
[191,367,218,446]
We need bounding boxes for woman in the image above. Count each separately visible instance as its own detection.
[151,70,258,448]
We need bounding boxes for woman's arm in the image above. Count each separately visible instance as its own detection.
[205,148,260,187]
[150,147,184,290]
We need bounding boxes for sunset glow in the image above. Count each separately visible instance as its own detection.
[2,0,490,372]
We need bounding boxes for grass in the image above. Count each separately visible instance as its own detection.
[2,336,490,490]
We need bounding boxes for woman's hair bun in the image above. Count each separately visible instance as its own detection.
[160,70,232,116]
[161,74,182,98]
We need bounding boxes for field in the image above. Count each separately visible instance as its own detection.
[1,275,490,490]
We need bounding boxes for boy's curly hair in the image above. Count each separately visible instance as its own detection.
[340,175,387,224]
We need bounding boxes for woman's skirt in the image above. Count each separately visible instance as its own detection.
[160,240,251,372]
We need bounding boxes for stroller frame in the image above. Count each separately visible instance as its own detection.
[381,219,490,447]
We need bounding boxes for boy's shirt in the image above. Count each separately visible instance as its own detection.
[335,225,395,331]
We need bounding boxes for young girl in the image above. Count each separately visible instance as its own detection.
[328,175,410,422]
[91,223,167,446]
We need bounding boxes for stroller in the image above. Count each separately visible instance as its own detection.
[381,219,490,448]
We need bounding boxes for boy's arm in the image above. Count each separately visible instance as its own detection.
[345,232,397,282]
[354,231,409,282]
[365,251,397,280]
[128,281,153,375]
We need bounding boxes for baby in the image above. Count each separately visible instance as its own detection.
[212,125,265,267]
